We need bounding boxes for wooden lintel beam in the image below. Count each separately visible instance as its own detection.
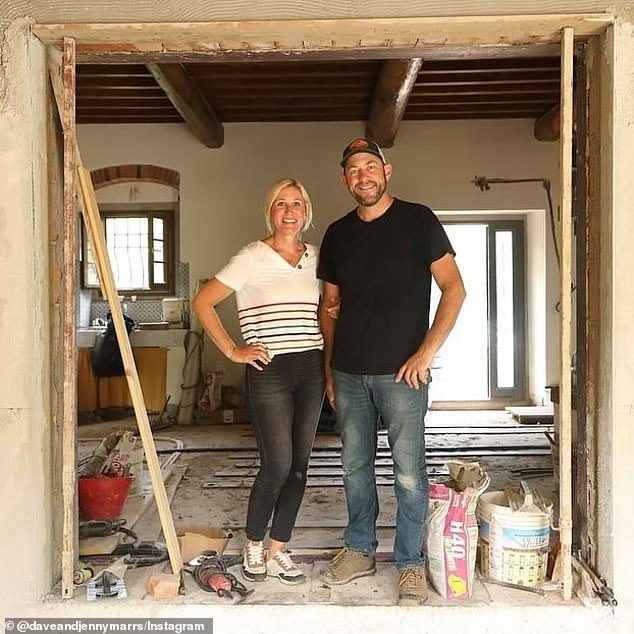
[146,63,223,148]
[534,103,560,141]
[48,46,564,65]
[32,15,612,55]
[366,58,422,148]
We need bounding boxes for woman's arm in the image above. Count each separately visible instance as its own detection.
[192,277,270,369]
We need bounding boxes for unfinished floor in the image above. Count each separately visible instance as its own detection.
[65,409,568,609]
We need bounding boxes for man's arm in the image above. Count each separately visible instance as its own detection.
[318,281,340,408]
[395,252,466,388]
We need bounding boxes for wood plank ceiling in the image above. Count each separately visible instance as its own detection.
[76,56,562,148]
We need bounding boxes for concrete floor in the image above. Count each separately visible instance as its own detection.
[69,410,565,609]
[32,411,633,634]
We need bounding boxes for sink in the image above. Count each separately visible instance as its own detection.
[136,321,171,330]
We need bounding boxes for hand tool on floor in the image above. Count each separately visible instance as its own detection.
[81,542,169,568]
[573,551,618,606]
[79,519,137,542]
[73,565,94,585]
[87,570,127,600]
[185,550,253,602]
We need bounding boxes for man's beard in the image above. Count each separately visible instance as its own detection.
[351,179,386,207]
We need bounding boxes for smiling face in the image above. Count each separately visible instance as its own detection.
[268,185,307,237]
[341,152,392,208]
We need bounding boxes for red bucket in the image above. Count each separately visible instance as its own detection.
[78,475,134,520]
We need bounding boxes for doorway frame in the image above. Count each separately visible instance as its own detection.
[34,12,611,599]
[434,217,528,404]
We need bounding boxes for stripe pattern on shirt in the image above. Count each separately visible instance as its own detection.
[238,300,322,356]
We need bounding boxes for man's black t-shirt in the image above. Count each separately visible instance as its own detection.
[318,198,455,375]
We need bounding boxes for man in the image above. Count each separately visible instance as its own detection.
[317,138,466,605]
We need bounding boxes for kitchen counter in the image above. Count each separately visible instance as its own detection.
[77,327,189,348]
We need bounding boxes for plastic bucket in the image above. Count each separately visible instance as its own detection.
[78,475,134,520]
[477,490,551,587]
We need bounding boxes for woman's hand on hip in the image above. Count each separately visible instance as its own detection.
[231,343,271,370]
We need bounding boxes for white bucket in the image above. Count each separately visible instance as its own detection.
[477,490,552,587]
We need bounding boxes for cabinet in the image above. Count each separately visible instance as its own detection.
[78,347,167,412]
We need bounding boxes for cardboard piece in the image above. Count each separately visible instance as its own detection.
[177,525,232,563]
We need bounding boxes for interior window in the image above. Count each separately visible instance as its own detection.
[81,207,176,295]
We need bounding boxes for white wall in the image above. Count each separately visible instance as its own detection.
[78,119,561,394]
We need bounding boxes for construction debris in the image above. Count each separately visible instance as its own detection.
[146,573,181,599]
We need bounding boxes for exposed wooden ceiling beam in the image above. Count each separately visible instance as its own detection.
[534,103,561,141]
[366,58,422,148]
[146,63,223,148]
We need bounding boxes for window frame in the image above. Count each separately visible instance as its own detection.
[80,202,178,297]
[487,219,526,401]
[433,216,527,406]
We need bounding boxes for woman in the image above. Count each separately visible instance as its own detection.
[192,178,324,585]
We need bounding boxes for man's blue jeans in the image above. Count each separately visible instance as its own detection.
[333,370,429,569]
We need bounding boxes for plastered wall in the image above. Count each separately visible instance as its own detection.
[2,1,633,26]
[0,19,53,607]
[77,119,560,395]
[0,6,633,629]
[598,17,634,603]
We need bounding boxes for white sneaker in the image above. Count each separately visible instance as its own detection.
[266,551,306,585]
[242,541,267,582]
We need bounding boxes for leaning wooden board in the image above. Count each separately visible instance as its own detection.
[77,167,183,576]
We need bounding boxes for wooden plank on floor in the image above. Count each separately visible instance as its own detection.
[202,477,399,488]
[505,405,554,425]
[131,466,187,541]
[78,534,122,556]
[213,467,398,477]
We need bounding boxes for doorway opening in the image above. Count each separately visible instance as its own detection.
[35,12,608,600]
[430,219,527,404]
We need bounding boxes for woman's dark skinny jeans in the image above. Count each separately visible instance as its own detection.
[244,348,324,543]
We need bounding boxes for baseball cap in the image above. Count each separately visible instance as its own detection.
[340,138,386,167]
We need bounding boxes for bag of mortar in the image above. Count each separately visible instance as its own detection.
[425,460,490,599]
[100,430,136,477]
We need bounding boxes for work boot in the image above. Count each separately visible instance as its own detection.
[319,547,376,585]
[397,565,429,606]
[267,550,306,585]
[242,541,267,582]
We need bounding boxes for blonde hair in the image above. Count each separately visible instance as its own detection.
[263,178,313,234]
